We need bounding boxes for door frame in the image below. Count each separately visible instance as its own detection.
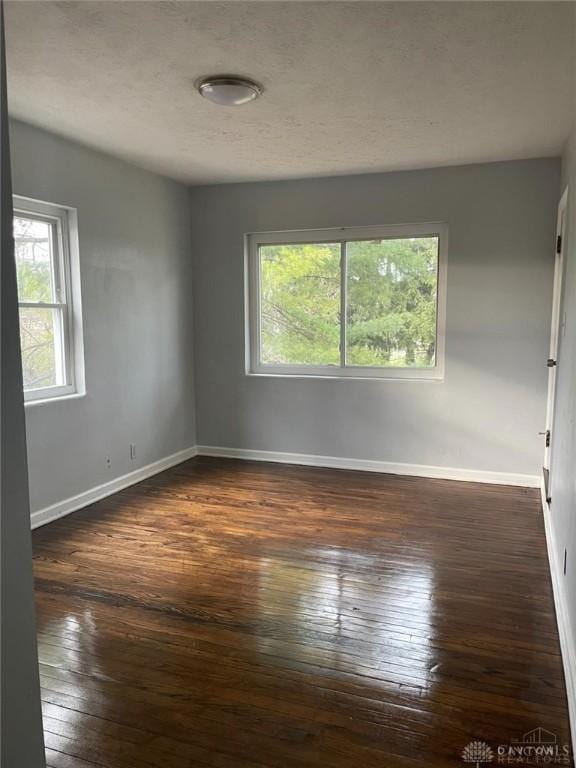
[543,186,568,493]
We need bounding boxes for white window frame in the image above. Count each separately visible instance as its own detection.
[14,195,85,403]
[246,222,448,381]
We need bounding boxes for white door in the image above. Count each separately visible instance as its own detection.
[543,187,568,499]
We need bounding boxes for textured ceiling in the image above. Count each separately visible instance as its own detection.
[5,1,574,185]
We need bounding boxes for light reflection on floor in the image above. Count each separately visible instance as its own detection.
[254,548,434,693]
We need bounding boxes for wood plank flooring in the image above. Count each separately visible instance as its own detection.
[33,457,572,768]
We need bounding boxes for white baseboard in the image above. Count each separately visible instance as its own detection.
[540,483,576,758]
[197,445,540,487]
[30,443,540,532]
[30,446,198,530]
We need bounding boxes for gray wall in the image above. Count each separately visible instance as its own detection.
[190,159,559,477]
[550,116,576,683]
[10,120,196,515]
[1,15,45,767]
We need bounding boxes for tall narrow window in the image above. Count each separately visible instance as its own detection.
[13,196,84,401]
[247,223,447,380]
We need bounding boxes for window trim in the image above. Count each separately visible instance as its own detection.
[14,195,85,403]
[245,222,448,381]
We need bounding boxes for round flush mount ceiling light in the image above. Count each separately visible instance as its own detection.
[196,75,263,107]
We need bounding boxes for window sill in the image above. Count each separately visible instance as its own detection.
[24,391,86,407]
[246,371,444,383]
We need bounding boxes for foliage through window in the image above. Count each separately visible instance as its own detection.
[248,224,447,379]
[13,196,83,401]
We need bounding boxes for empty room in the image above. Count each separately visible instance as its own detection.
[2,2,576,767]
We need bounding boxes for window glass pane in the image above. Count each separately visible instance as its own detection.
[260,242,341,366]
[13,215,55,302]
[346,237,438,368]
[19,307,65,391]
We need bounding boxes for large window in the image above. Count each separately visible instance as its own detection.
[247,223,447,379]
[13,196,84,402]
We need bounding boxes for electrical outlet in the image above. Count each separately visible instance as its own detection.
[130,443,137,461]
[106,457,112,469]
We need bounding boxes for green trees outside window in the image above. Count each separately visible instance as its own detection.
[14,215,61,390]
[260,236,439,368]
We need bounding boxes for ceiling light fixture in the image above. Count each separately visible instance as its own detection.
[196,75,262,107]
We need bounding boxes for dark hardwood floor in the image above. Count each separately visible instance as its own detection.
[33,457,572,768]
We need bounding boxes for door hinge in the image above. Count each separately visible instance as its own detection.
[557,235,562,254]
[539,430,551,447]
[547,358,557,368]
